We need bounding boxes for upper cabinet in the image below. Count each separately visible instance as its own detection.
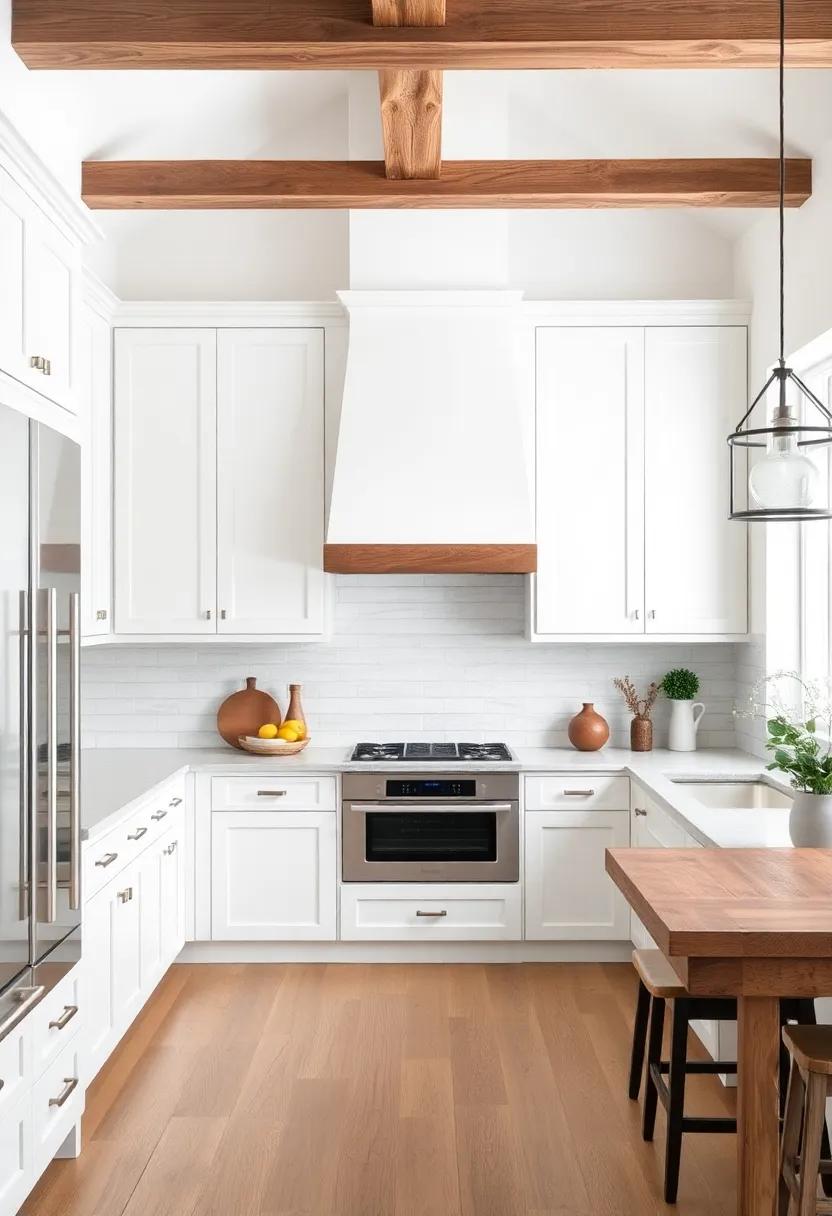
[0,164,82,416]
[114,326,326,638]
[533,320,748,641]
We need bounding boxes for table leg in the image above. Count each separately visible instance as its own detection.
[737,995,781,1216]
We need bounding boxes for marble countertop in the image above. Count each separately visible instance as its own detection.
[80,744,790,848]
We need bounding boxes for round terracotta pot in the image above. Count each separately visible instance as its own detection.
[568,703,609,752]
[630,716,653,753]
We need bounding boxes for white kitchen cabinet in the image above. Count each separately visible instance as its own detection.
[80,304,112,637]
[0,165,30,392]
[644,327,747,635]
[111,876,143,1036]
[524,809,631,940]
[114,328,218,634]
[216,328,325,634]
[83,880,116,1083]
[138,843,164,994]
[536,327,645,634]
[340,883,522,942]
[160,833,186,968]
[534,320,748,640]
[0,1092,33,1216]
[212,811,336,941]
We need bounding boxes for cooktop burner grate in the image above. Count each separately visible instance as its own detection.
[349,742,513,762]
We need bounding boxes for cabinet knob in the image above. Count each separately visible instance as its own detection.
[634,808,648,817]
[220,609,227,620]
[117,886,133,904]
[96,609,107,621]
[633,609,640,621]
[30,355,45,372]
[163,841,178,856]
[648,609,656,620]
[43,358,52,376]
[205,609,212,620]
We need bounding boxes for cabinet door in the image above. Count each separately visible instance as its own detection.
[160,833,185,968]
[644,326,747,634]
[114,329,217,634]
[0,1092,33,1216]
[216,329,325,634]
[81,306,112,636]
[26,214,81,412]
[211,811,336,940]
[137,846,163,994]
[111,876,143,1034]
[0,165,31,390]
[83,883,116,1082]
[524,810,631,940]
[536,328,645,634]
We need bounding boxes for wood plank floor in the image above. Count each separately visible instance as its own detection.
[22,962,738,1216]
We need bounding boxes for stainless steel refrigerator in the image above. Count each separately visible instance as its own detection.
[0,401,82,1038]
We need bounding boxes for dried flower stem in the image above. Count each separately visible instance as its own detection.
[614,676,659,720]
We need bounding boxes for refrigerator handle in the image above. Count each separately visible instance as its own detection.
[18,590,29,921]
[68,592,81,911]
[45,587,57,923]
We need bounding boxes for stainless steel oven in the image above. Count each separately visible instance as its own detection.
[342,772,519,882]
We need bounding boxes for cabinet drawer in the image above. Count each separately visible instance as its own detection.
[0,1091,33,1216]
[83,783,184,900]
[32,1037,83,1177]
[0,1008,31,1122]
[211,775,337,812]
[525,774,629,811]
[30,964,82,1079]
[340,884,522,942]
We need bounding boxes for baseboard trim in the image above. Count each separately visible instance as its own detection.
[178,940,633,964]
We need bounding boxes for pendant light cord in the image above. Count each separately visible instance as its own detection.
[778,0,786,367]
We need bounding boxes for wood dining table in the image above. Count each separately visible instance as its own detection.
[605,846,832,1216]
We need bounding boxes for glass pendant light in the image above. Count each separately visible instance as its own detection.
[728,0,832,522]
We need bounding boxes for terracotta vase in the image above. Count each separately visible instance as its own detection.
[630,716,653,753]
[285,683,308,732]
[567,703,609,752]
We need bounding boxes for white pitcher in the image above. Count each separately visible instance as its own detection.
[667,699,706,752]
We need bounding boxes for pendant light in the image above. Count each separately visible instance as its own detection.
[728,0,832,522]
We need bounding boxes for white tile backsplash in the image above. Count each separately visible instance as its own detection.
[82,575,742,750]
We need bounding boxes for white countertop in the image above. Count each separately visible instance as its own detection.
[80,743,791,849]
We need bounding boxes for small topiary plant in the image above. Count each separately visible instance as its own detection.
[661,668,700,701]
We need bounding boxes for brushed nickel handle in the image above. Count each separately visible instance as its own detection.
[49,1005,78,1031]
[30,355,45,371]
[205,609,212,620]
[562,789,596,797]
[163,841,178,856]
[49,1077,79,1108]
[257,790,287,797]
[43,358,52,376]
[151,809,168,822]
[69,592,81,911]
[127,827,148,841]
[168,797,182,807]
[96,609,107,621]
[117,886,133,904]
[648,609,656,620]
[634,808,648,817]
[220,609,227,620]
[95,851,118,868]
[633,608,640,620]
[415,910,447,918]
[44,588,58,922]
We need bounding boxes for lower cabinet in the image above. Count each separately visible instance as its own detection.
[524,810,632,940]
[0,1093,32,1216]
[340,883,522,942]
[211,811,337,941]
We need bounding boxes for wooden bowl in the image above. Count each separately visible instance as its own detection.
[237,736,311,757]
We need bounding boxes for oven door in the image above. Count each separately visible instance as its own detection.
[342,801,519,882]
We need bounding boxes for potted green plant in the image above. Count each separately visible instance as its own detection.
[741,672,832,846]
[660,668,705,752]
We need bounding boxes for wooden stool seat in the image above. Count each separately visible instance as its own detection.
[632,948,687,998]
[783,1025,832,1076]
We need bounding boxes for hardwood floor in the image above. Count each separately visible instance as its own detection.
[22,962,737,1216]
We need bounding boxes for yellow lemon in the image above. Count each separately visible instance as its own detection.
[284,719,306,739]
[277,725,299,742]
[258,723,279,740]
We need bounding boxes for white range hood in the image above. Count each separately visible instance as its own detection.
[324,290,536,574]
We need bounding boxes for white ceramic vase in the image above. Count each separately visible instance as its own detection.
[788,790,832,847]
[667,699,706,752]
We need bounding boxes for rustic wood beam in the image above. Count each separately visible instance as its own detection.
[372,0,443,181]
[13,1,832,69]
[81,158,812,210]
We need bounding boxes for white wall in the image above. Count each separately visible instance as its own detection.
[81,575,739,750]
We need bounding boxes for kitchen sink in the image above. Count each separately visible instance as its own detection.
[671,780,793,810]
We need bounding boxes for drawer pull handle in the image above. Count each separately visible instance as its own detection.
[634,808,648,817]
[415,910,447,918]
[257,790,287,797]
[163,841,178,856]
[117,887,133,904]
[49,1005,78,1031]
[95,852,118,868]
[562,789,596,797]
[169,797,182,807]
[151,810,168,822]
[49,1077,79,1108]
[127,827,148,841]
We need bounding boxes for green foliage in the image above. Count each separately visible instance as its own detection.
[660,668,700,700]
[765,716,832,794]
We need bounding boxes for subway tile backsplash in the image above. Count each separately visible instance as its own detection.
[82,575,742,751]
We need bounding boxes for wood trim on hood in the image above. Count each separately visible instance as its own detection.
[323,543,537,574]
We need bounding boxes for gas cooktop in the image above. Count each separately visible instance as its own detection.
[349,742,514,763]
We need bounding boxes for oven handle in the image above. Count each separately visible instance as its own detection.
[346,802,514,814]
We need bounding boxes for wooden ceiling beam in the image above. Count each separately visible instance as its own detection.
[81,158,812,210]
[372,0,443,181]
[13,1,832,69]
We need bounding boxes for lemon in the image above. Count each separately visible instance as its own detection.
[283,719,306,740]
[258,723,279,740]
[277,725,300,742]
